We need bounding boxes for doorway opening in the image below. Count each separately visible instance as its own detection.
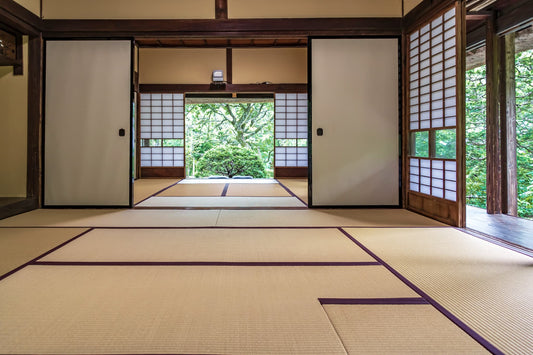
[465,26,533,251]
[185,94,275,179]
[465,45,487,211]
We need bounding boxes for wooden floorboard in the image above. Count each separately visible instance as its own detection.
[466,206,533,251]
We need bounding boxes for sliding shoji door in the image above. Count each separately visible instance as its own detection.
[44,40,132,206]
[405,2,465,226]
[274,93,308,178]
[139,93,185,177]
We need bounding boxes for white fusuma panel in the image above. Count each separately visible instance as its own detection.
[45,40,132,206]
[311,38,399,206]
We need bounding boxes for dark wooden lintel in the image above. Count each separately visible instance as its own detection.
[137,42,308,49]
[140,167,185,178]
[274,167,308,178]
[404,0,456,33]
[140,83,307,93]
[0,0,42,35]
[41,18,402,38]
[466,11,491,21]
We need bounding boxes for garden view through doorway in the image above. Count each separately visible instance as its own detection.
[185,96,275,179]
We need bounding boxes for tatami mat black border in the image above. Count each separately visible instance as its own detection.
[32,261,381,267]
[338,227,504,355]
[0,225,450,229]
[0,228,94,282]
[275,178,308,206]
[319,297,428,305]
[134,179,181,206]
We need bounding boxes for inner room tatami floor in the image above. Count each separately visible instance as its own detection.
[0,179,531,354]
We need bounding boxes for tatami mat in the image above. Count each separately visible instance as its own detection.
[0,265,416,354]
[157,183,226,197]
[133,178,178,204]
[136,196,305,208]
[347,227,533,355]
[225,183,290,197]
[40,228,375,262]
[217,209,445,227]
[0,209,220,227]
[323,304,488,354]
[278,178,308,204]
[0,228,87,277]
[0,208,443,228]
[179,178,277,184]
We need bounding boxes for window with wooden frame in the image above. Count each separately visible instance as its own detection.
[408,7,459,202]
[139,93,185,167]
[274,93,308,168]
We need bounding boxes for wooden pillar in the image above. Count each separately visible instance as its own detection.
[14,34,23,75]
[27,33,43,206]
[500,33,518,216]
[485,15,502,214]
[226,48,232,84]
[215,0,228,19]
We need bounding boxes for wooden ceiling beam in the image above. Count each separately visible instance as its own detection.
[42,18,402,38]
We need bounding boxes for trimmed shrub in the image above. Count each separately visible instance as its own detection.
[196,146,266,178]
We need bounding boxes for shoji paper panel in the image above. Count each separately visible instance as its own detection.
[274,93,308,168]
[139,93,185,168]
[407,7,458,202]
[409,8,457,131]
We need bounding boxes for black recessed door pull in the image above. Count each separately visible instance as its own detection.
[118,128,126,137]
[317,128,324,136]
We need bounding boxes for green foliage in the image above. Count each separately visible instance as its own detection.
[411,131,429,157]
[185,102,274,177]
[515,50,533,219]
[435,129,456,159]
[465,49,533,219]
[196,146,266,178]
[465,65,487,209]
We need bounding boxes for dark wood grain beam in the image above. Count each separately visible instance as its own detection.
[137,42,308,49]
[0,0,42,35]
[467,22,486,50]
[41,18,401,38]
[404,0,456,33]
[140,83,307,93]
[497,0,533,35]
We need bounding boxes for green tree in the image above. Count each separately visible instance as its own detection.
[515,50,533,219]
[196,146,266,178]
[465,49,533,219]
[465,65,487,209]
[186,102,274,177]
